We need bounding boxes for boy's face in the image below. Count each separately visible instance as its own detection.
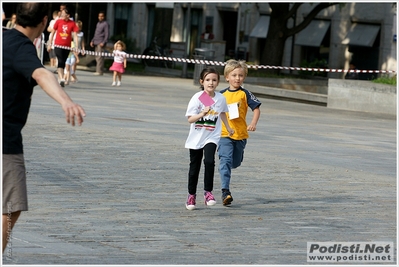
[226,67,246,90]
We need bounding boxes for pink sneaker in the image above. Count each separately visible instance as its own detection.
[186,194,196,210]
[204,191,216,206]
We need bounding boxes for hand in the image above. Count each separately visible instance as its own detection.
[90,42,94,47]
[62,102,86,126]
[228,128,235,136]
[202,106,210,116]
[247,124,257,131]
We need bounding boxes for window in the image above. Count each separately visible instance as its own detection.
[114,3,131,37]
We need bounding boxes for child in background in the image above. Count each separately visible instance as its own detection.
[109,40,127,86]
[63,41,79,85]
[47,10,60,68]
[6,13,16,29]
[184,67,234,210]
[71,20,86,83]
[218,59,261,206]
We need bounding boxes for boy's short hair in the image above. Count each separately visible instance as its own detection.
[224,59,248,78]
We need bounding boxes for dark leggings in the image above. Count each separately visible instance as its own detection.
[187,142,217,195]
[54,47,70,69]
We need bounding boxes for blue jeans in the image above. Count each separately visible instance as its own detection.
[218,137,247,190]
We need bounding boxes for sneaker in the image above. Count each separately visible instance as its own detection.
[93,72,103,76]
[112,82,116,86]
[117,81,121,86]
[204,191,216,206]
[60,80,65,87]
[222,190,233,206]
[185,194,196,210]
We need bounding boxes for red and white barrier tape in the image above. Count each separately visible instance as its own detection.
[53,44,397,74]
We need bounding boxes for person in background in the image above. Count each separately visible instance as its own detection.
[47,10,60,69]
[59,3,73,20]
[3,2,85,252]
[109,40,127,86]
[90,11,109,76]
[345,62,359,80]
[63,41,79,85]
[70,20,85,83]
[6,13,16,29]
[47,5,78,87]
[201,25,215,40]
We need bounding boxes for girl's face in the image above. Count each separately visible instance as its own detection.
[200,73,219,95]
[61,10,69,21]
[116,44,123,51]
[226,67,246,90]
[11,15,16,21]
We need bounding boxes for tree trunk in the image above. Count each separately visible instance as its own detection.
[260,4,289,74]
[259,3,338,75]
[261,32,287,69]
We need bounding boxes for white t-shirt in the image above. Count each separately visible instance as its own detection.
[185,91,229,149]
[113,50,126,63]
[49,19,57,49]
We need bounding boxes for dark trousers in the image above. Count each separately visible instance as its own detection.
[54,47,70,69]
[188,143,217,195]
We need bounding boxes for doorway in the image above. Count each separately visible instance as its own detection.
[220,10,237,59]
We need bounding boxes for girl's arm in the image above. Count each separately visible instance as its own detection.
[187,106,210,124]
[124,57,127,68]
[220,112,234,136]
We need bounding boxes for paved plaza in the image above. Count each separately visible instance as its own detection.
[2,69,396,265]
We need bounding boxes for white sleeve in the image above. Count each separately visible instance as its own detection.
[185,93,201,117]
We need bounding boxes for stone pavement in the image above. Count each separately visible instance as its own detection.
[2,69,396,265]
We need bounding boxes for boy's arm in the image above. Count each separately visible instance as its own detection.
[247,107,260,131]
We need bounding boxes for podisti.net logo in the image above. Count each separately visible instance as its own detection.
[307,242,394,263]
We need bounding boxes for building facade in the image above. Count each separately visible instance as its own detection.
[104,2,396,79]
[3,2,396,79]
